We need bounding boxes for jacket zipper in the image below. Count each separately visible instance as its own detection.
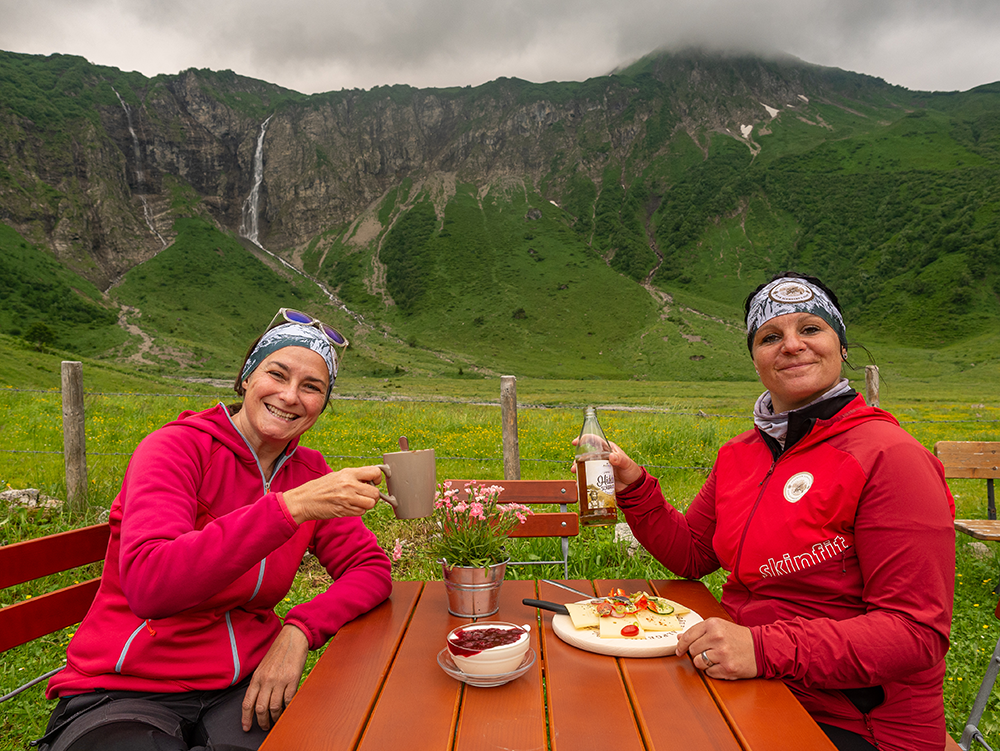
[731,458,777,596]
[115,620,153,673]
[863,712,880,748]
[731,426,822,590]
[226,611,241,685]
[221,408,298,684]
[248,466,286,602]
[729,421,848,621]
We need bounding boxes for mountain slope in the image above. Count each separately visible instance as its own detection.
[1,48,999,379]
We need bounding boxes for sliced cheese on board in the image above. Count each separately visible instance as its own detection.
[636,610,683,632]
[564,602,600,629]
[599,615,645,639]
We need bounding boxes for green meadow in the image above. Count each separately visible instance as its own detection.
[2,335,1000,747]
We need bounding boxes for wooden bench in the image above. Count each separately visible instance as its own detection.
[0,523,110,701]
[445,479,579,578]
[935,441,1000,540]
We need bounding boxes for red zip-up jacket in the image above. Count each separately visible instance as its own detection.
[618,395,955,750]
[48,404,392,697]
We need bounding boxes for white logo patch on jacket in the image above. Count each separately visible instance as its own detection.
[783,472,814,503]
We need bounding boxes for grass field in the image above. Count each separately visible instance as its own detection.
[2,357,1000,747]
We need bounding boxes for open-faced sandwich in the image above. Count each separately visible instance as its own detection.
[564,589,692,639]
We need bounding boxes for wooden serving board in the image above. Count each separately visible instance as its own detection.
[551,599,702,657]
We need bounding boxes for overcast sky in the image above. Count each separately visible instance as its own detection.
[1,0,998,95]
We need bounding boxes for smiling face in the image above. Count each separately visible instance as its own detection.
[232,346,329,460]
[751,312,845,414]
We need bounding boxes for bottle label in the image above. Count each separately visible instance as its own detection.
[585,459,616,509]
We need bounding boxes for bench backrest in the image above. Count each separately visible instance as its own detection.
[444,479,579,538]
[935,441,1000,521]
[0,523,110,652]
[934,442,1000,479]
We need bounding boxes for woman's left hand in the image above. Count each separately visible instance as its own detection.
[675,617,757,680]
[242,624,309,732]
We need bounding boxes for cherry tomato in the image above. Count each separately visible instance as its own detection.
[621,624,640,637]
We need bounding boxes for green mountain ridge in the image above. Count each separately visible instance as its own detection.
[1,48,999,382]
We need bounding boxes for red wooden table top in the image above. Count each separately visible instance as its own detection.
[260,578,835,751]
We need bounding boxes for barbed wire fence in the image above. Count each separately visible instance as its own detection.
[4,385,999,421]
[3,373,999,483]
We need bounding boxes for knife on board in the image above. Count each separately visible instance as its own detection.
[522,599,570,615]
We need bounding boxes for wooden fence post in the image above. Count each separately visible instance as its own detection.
[500,376,520,480]
[61,361,88,510]
[865,365,880,408]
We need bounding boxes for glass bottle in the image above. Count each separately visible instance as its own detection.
[575,406,617,526]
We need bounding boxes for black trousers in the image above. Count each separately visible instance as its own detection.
[819,722,878,750]
[36,678,268,751]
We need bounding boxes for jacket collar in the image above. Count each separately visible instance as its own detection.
[759,391,861,460]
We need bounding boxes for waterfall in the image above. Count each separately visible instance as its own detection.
[236,115,365,327]
[112,87,166,247]
[113,89,144,188]
[240,115,273,247]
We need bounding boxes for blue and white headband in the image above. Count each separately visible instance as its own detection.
[240,324,337,391]
[746,277,847,352]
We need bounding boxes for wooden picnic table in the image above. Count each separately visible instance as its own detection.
[260,578,836,751]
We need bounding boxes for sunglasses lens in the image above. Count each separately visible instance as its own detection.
[274,308,346,347]
[323,325,347,345]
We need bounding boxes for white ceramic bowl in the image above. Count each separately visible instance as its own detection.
[446,621,531,676]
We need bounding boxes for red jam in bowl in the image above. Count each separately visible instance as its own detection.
[447,625,527,657]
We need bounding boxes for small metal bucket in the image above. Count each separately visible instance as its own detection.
[441,560,508,618]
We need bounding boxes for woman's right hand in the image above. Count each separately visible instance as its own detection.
[281,465,385,524]
[607,440,644,491]
[572,438,643,491]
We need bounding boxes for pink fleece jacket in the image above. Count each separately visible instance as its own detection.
[618,395,955,751]
[48,404,392,697]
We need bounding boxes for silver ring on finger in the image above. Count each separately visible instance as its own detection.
[700,650,713,668]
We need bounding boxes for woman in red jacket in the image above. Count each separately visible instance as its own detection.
[39,309,392,751]
[610,274,955,750]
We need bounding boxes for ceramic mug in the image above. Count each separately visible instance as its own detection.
[376,448,436,519]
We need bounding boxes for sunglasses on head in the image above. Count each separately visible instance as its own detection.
[266,308,349,349]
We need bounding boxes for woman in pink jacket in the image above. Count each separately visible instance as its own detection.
[39,309,392,751]
[609,274,955,751]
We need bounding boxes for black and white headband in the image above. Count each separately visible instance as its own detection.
[745,277,847,352]
[241,324,337,396]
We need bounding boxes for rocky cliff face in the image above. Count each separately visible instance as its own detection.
[0,50,905,290]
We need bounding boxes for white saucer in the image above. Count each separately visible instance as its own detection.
[437,647,535,687]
